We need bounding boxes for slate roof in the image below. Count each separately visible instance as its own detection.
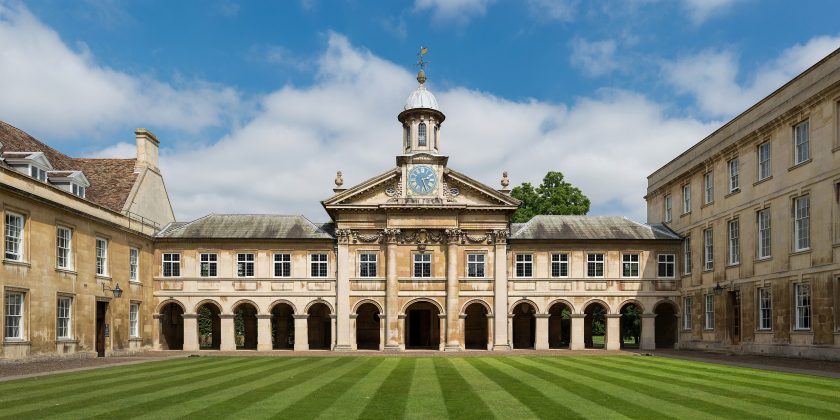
[0,120,138,212]
[510,215,681,241]
[156,214,335,239]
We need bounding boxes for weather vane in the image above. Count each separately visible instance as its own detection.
[416,46,430,70]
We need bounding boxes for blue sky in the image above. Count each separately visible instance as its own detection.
[1,0,839,222]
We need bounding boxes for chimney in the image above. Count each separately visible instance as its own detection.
[135,128,159,171]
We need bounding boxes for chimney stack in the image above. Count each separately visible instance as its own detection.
[135,128,159,171]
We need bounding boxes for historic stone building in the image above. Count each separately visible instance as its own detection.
[646,47,840,359]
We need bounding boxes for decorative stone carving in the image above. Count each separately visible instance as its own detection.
[382,228,401,244]
[354,231,383,243]
[335,228,352,244]
[444,228,462,244]
[335,171,344,188]
[463,232,490,244]
[501,171,510,188]
[491,229,509,244]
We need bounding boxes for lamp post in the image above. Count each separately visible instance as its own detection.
[713,283,724,296]
[103,283,123,298]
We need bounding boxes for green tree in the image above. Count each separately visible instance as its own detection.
[510,171,590,223]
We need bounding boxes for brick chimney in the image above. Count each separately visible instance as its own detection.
[135,128,159,171]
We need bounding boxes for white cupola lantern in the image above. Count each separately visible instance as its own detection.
[398,54,445,155]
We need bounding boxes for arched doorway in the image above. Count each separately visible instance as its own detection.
[307,303,332,350]
[234,302,258,350]
[584,302,607,349]
[197,302,221,350]
[619,302,642,349]
[159,302,184,350]
[355,302,381,350]
[654,301,678,348]
[463,302,488,350]
[512,302,536,349]
[271,303,295,350]
[404,301,440,350]
[548,302,571,349]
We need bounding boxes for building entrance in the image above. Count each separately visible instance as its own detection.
[96,301,108,357]
[405,302,440,349]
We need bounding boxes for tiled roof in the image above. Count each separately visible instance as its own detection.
[156,214,335,239]
[509,215,681,241]
[0,120,138,212]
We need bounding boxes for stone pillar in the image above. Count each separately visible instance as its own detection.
[331,314,337,350]
[257,314,272,351]
[570,314,585,350]
[641,314,656,350]
[445,229,461,351]
[182,314,199,351]
[384,229,401,351]
[492,230,511,351]
[606,314,621,350]
[293,314,309,351]
[439,314,446,351]
[398,314,407,350]
[334,230,352,351]
[535,314,550,350]
[220,314,236,351]
[349,314,358,350]
[152,313,162,350]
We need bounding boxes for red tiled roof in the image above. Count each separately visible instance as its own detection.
[0,120,138,212]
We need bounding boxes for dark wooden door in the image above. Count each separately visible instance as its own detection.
[730,291,741,344]
[96,301,108,357]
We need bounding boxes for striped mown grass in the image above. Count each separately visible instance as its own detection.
[0,355,837,419]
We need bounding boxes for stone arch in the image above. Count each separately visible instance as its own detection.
[231,299,261,314]
[548,300,573,349]
[460,299,492,315]
[305,299,335,315]
[404,299,442,350]
[268,299,298,315]
[618,299,646,314]
[653,298,680,314]
[509,299,540,315]
[619,300,644,349]
[355,301,381,350]
[233,301,259,350]
[545,299,575,315]
[193,299,223,314]
[463,301,489,350]
[158,301,184,350]
[511,301,537,349]
[307,302,332,350]
[353,299,384,314]
[156,299,186,314]
[401,298,444,316]
[195,300,221,350]
[582,299,612,315]
[270,301,295,350]
[583,300,609,349]
[654,299,679,349]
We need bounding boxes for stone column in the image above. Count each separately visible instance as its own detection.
[152,313,162,350]
[641,314,656,350]
[349,314,358,350]
[182,314,199,351]
[293,314,309,351]
[331,314,337,350]
[384,229,401,351]
[606,314,621,350]
[257,314,272,351]
[570,314,585,350]
[535,314,550,350]
[334,230,352,351]
[492,230,511,351]
[220,314,236,351]
[398,314,407,350]
[444,229,462,351]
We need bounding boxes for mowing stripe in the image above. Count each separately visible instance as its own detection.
[0,357,228,407]
[433,358,495,419]
[446,357,534,419]
[586,357,833,418]
[466,357,594,419]
[175,357,355,419]
[358,357,417,419]
[273,358,385,419]
[1,357,262,419]
[405,358,448,420]
[500,357,675,420]
[90,358,310,420]
[316,357,401,420]
[535,357,755,419]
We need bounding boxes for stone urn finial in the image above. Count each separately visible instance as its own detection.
[501,171,510,188]
[335,171,344,188]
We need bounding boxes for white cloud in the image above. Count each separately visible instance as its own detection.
[527,0,578,22]
[682,0,741,24]
[569,38,619,77]
[413,0,493,23]
[0,2,241,140]
[665,35,840,117]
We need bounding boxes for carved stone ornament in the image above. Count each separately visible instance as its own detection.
[501,171,510,188]
[354,231,383,243]
[491,229,509,244]
[463,232,490,244]
[335,171,344,188]
[444,228,462,244]
[382,228,401,244]
[335,228,352,244]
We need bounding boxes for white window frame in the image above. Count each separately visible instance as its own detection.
[728,158,739,192]
[683,296,692,330]
[664,194,672,223]
[757,142,771,181]
[758,287,772,331]
[794,283,811,330]
[683,236,692,275]
[704,294,715,330]
[794,195,810,251]
[273,253,291,278]
[29,165,47,182]
[757,209,771,259]
[682,184,691,214]
[71,183,86,198]
[466,253,486,278]
[4,212,24,261]
[586,253,605,278]
[130,302,140,338]
[657,254,675,278]
[413,253,432,278]
[237,253,255,278]
[621,253,640,278]
[162,252,181,277]
[703,172,714,204]
[310,253,328,278]
[95,237,108,276]
[4,292,24,340]
[418,122,427,147]
[200,252,218,277]
[703,228,713,271]
[515,253,533,278]
[794,120,810,165]
[727,219,740,266]
[550,253,569,278]
[56,226,73,270]
[359,252,378,278]
[129,247,139,282]
[57,296,72,339]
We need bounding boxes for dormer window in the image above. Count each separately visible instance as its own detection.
[72,184,86,198]
[418,123,427,147]
[30,166,47,182]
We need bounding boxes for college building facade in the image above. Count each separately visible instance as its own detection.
[2,49,839,360]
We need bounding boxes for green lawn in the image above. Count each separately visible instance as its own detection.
[1,355,838,419]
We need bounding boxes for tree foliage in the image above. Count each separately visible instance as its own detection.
[510,171,590,223]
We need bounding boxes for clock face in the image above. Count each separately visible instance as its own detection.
[408,165,437,195]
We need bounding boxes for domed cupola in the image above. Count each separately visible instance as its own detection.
[398,54,445,155]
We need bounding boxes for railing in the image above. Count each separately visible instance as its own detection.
[124,211,161,235]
